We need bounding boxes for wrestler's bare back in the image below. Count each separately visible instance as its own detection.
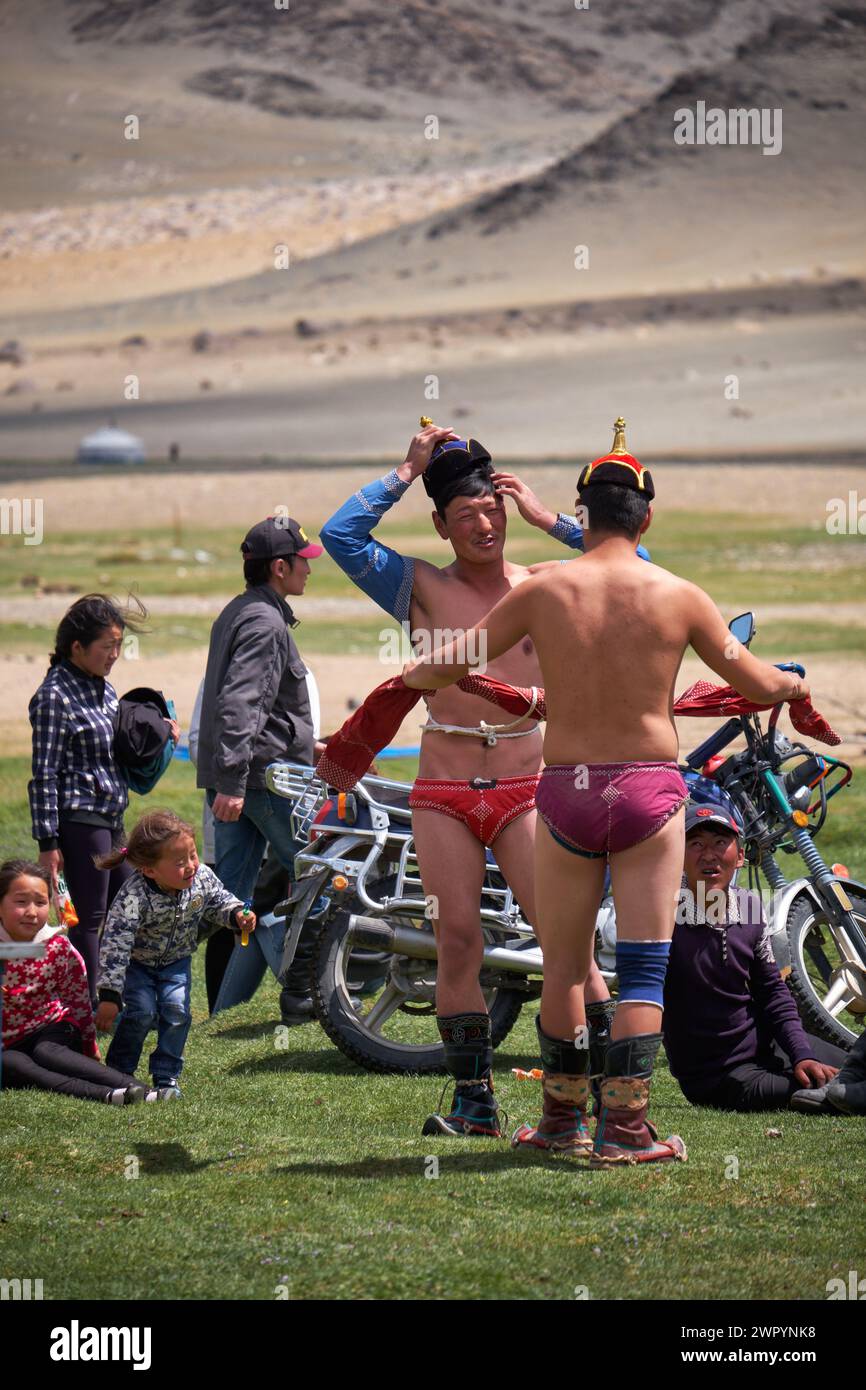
[519,547,790,766]
[527,552,691,765]
[409,556,547,779]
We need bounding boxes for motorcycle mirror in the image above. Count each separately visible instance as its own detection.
[728,611,756,648]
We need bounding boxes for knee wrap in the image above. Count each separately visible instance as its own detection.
[615,940,670,1008]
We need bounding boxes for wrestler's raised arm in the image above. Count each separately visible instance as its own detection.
[402,577,536,690]
[319,424,458,622]
[686,583,810,704]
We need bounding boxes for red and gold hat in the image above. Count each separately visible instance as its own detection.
[577,418,655,499]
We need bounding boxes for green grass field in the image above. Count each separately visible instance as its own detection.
[2,494,865,1302]
[2,510,866,661]
[1,759,865,1301]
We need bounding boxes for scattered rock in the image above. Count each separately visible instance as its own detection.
[191,330,213,353]
[294,318,319,338]
[198,379,213,391]
[0,339,26,365]
[121,334,148,348]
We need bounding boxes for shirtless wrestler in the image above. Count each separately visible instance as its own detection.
[403,419,809,1164]
[320,423,651,1137]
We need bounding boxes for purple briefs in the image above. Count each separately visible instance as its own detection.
[535,761,689,859]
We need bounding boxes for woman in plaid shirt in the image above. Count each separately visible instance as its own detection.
[27,594,172,1006]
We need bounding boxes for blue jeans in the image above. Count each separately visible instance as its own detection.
[207,787,305,1015]
[107,957,192,1086]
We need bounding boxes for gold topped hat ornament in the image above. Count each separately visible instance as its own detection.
[577,417,655,499]
[418,414,494,500]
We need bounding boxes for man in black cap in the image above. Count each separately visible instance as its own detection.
[664,794,846,1112]
[197,514,325,1020]
[320,421,618,1139]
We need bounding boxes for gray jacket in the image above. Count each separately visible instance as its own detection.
[196,585,314,796]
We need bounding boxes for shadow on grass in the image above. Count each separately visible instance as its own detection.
[227,1048,358,1075]
[274,1150,565,1180]
[204,1019,282,1040]
[131,1142,222,1176]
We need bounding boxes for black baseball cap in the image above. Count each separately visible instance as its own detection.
[685,802,743,838]
[240,517,323,561]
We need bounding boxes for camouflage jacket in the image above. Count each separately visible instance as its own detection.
[97,865,243,1004]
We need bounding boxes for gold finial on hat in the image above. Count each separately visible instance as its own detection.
[420,416,433,428]
[610,417,628,455]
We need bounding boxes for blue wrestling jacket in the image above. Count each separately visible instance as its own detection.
[319,469,651,621]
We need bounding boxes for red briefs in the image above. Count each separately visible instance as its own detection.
[408,775,539,848]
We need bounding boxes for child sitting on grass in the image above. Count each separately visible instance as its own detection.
[663,798,848,1112]
[0,859,148,1104]
[94,810,256,1099]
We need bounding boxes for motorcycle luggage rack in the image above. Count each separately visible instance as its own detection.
[266,762,327,841]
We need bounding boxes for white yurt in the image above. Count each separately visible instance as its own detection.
[76,426,145,465]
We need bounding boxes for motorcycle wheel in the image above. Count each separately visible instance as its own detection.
[311,878,526,1075]
[785,885,866,1049]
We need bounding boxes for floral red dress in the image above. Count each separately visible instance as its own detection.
[0,928,99,1058]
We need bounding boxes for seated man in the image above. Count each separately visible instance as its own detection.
[663,797,848,1112]
[403,418,817,1164]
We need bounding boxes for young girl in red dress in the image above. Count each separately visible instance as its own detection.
[0,859,149,1104]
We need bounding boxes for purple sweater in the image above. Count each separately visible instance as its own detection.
[663,885,813,1096]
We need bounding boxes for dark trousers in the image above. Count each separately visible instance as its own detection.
[59,819,133,1007]
[684,1033,850,1112]
[3,1020,138,1101]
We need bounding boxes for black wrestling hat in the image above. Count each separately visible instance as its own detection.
[422,436,493,500]
[577,417,655,500]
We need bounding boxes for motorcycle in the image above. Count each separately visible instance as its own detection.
[266,611,863,1071]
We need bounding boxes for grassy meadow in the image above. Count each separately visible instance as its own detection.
[1,478,865,1301]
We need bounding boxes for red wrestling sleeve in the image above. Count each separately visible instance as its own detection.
[674,680,841,747]
[315,674,548,791]
[456,673,547,721]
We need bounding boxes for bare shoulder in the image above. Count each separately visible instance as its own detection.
[526,557,572,576]
[411,555,446,606]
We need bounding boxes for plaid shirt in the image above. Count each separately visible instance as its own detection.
[28,659,128,849]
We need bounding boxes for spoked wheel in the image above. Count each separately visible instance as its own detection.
[786,886,866,1049]
[310,878,525,1074]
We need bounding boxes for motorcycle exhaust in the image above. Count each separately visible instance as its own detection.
[348,914,544,975]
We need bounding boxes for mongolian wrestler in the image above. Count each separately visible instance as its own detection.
[320,422,650,1138]
[403,420,809,1165]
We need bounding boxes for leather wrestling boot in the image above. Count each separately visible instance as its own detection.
[591,1032,687,1167]
[511,1015,591,1154]
[587,999,616,1118]
[422,1012,502,1138]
